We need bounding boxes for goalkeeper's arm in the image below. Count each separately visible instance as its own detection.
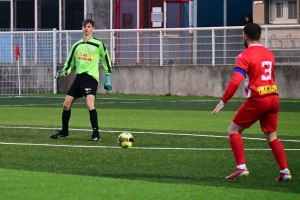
[62,43,77,75]
[54,44,77,79]
[99,42,112,75]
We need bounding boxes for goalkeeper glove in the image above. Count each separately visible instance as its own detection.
[104,74,112,91]
[54,70,67,79]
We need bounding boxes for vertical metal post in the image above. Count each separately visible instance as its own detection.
[163,0,167,29]
[59,31,62,63]
[10,0,13,63]
[137,0,140,64]
[110,0,113,29]
[137,31,140,64]
[22,32,26,66]
[53,28,57,94]
[59,0,62,63]
[34,0,38,64]
[193,0,197,64]
[189,0,193,33]
[224,29,227,64]
[66,32,69,55]
[35,0,38,29]
[110,1,114,65]
[193,29,197,65]
[223,0,227,27]
[17,59,21,95]
[112,31,116,64]
[84,0,87,19]
[264,27,268,48]
[212,29,215,66]
[223,0,227,64]
[159,30,163,66]
[110,30,113,63]
[10,0,13,31]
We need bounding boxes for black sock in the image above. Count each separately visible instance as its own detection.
[62,109,71,132]
[89,109,99,134]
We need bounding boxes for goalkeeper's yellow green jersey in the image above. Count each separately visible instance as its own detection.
[63,37,112,82]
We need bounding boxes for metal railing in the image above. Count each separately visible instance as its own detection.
[1,25,300,95]
[1,25,300,67]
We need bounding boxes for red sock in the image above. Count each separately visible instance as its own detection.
[230,133,245,165]
[269,138,288,170]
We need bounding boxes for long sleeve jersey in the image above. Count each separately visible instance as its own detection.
[63,37,112,82]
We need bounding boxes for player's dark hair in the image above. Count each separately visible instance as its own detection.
[244,23,261,41]
[82,19,94,27]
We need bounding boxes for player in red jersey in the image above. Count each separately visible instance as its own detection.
[211,23,291,181]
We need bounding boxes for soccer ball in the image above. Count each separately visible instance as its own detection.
[118,132,134,148]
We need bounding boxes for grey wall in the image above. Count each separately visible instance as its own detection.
[57,65,300,98]
[89,0,110,29]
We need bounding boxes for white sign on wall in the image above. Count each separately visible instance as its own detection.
[151,7,163,27]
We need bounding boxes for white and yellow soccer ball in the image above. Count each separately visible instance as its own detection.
[118,132,134,148]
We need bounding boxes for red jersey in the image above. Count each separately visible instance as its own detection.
[236,44,278,99]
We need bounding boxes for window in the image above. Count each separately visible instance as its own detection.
[276,3,283,18]
[288,1,297,19]
[270,0,298,23]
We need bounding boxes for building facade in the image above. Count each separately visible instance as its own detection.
[0,0,257,30]
[0,0,85,30]
[2,0,298,30]
[253,0,300,24]
[197,0,253,27]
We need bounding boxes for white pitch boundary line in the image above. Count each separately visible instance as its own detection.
[0,125,299,143]
[0,96,257,102]
[0,142,299,151]
[0,96,299,103]
[0,102,137,107]
[0,96,225,101]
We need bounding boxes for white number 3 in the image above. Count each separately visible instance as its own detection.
[261,61,272,81]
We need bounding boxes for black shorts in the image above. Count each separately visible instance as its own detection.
[67,73,98,98]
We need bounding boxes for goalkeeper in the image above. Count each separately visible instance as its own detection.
[50,19,112,141]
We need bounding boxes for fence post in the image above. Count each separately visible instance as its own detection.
[59,31,62,63]
[159,30,163,66]
[224,29,227,64]
[66,32,69,55]
[53,28,57,94]
[193,29,197,65]
[22,32,26,66]
[265,26,268,48]
[113,31,115,65]
[137,31,140,64]
[110,30,115,65]
[212,29,215,66]
[35,33,38,64]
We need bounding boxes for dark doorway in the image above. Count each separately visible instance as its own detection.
[16,0,34,29]
[0,1,10,28]
[40,0,59,29]
[65,0,84,30]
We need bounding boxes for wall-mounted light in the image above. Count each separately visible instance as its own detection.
[254,1,264,5]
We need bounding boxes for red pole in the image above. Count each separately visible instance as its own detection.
[15,46,20,61]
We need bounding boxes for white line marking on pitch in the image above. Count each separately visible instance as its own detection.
[0,142,299,151]
[0,125,299,143]
[0,96,244,102]
[0,102,142,107]
[0,95,299,103]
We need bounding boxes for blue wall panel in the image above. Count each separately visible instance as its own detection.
[197,0,253,27]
